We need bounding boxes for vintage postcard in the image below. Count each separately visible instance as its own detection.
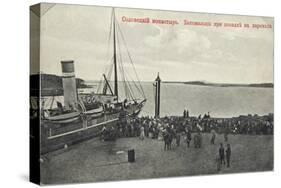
[30,3,274,185]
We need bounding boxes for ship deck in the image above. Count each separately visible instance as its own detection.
[40,133,273,185]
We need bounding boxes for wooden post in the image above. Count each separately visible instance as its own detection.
[154,73,161,118]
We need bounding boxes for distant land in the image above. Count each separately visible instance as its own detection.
[163,81,273,88]
[30,73,90,96]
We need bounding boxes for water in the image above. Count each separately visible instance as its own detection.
[45,81,273,118]
[138,82,273,118]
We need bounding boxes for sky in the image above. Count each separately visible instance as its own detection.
[31,3,274,84]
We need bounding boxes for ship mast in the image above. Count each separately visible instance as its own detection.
[113,8,118,102]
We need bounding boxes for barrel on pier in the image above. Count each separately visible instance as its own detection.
[128,149,135,163]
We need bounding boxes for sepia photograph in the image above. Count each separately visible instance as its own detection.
[30,3,274,185]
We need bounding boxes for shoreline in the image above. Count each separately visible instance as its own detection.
[162,81,274,88]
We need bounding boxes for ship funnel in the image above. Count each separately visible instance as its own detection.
[61,60,78,110]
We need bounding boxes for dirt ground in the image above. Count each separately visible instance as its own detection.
[40,133,273,185]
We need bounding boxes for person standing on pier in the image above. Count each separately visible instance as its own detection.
[219,143,226,165]
[216,153,221,172]
[226,144,231,167]
[210,129,216,145]
[224,129,229,142]
[224,122,230,142]
[176,127,181,147]
[100,126,107,141]
[163,128,169,150]
[186,129,192,148]
[140,125,145,141]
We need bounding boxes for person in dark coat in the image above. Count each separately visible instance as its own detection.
[226,144,231,167]
[175,127,181,146]
[186,130,192,148]
[219,143,225,165]
[194,132,201,148]
[210,129,216,145]
[163,129,169,151]
[224,132,228,142]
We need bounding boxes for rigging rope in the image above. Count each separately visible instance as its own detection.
[116,23,137,101]
[97,10,114,94]
[116,21,146,99]
[96,76,103,94]
[97,10,146,101]
[116,31,131,100]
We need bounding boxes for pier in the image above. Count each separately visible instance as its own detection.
[40,107,273,184]
[41,132,273,184]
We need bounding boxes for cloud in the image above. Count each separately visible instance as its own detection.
[39,3,273,83]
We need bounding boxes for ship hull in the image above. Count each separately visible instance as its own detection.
[40,101,144,154]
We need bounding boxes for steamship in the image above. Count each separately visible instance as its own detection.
[37,9,146,153]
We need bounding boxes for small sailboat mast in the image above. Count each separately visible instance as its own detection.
[113,9,118,102]
[96,8,146,105]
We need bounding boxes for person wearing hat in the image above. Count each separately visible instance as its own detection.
[219,143,226,165]
[226,144,231,167]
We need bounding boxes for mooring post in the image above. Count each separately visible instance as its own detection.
[154,73,161,118]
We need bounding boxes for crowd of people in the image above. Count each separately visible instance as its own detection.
[99,111,273,172]
[100,111,273,141]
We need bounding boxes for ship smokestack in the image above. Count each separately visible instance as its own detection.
[61,60,78,110]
